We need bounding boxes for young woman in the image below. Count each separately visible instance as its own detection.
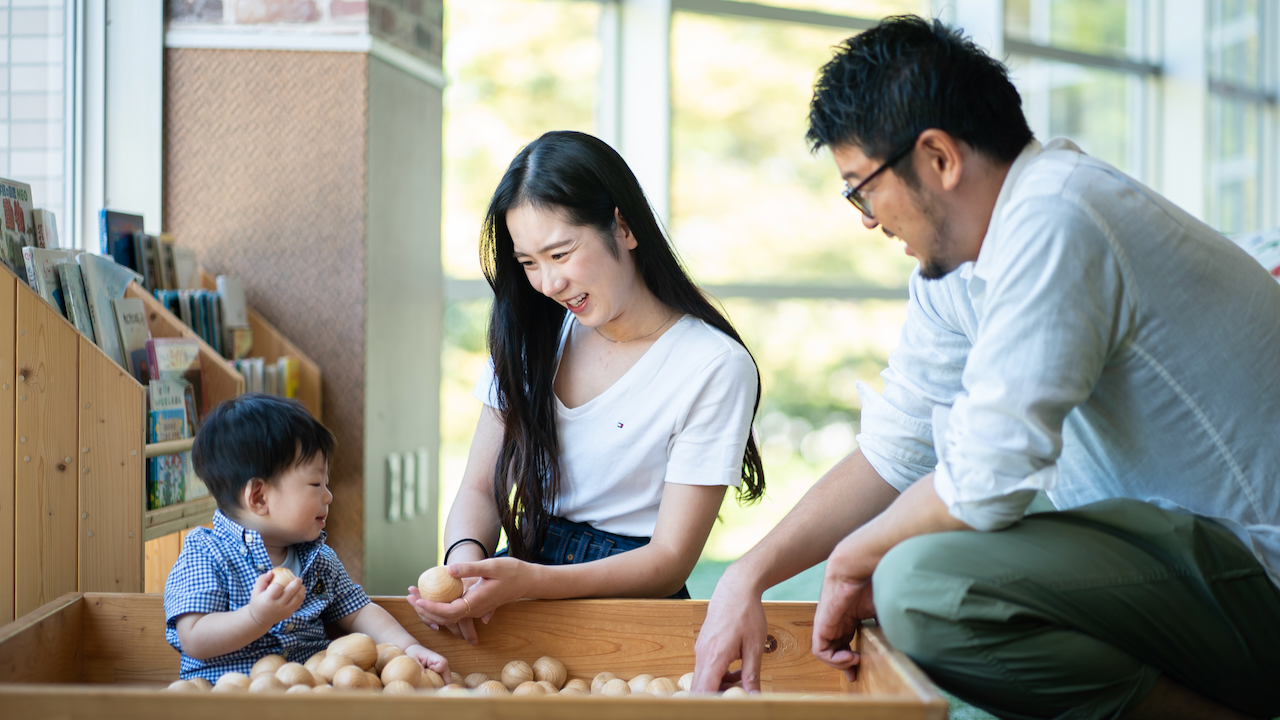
[409,131,765,644]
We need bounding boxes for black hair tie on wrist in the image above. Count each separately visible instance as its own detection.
[444,538,489,565]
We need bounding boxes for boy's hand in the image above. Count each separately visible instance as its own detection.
[404,644,450,679]
[247,571,304,629]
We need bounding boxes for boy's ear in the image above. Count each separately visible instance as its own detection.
[242,478,271,517]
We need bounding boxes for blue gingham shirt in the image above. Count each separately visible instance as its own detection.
[164,510,370,681]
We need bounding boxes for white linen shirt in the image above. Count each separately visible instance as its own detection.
[857,138,1280,585]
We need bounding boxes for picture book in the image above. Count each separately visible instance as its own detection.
[155,234,175,290]
[172,243,198,289]
[57,262,96,343]
[0,177,35,282]
[1231,228,1280,283]
[217,275,253,359]
[79,252,142,368]
[98,210,145,272]
[22,247,75,315]
[32,209,58,249]
[147,336,205,423]
[133,233,161,291]
[112,297,151,383]
[278,356,300,398]
[148,379,189,510]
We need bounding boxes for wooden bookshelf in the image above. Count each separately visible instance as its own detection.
[126,282,245,591]
[198,270,322,420]
[0,265,146,624]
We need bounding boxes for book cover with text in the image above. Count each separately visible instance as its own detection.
[0,177,35,282]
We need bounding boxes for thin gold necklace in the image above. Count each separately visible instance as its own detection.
[593,311,679,344]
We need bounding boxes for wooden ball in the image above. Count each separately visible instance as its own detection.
[188,677,213,691]
[591,672,617,694]
[536,680,559,694]
[250,654,286,678]
[722,686,749,698]
[381,655,425,687]
[601,678,631,697]
[647,677,678,697]
[417,566,463,603]
[463,672,489,689]
[375,644,405,673]
[476,680,510,696]
[442,684,469,693]
[564,678,591,694]
[328,633,377,670]
[286,684,313,694]
[672,690,690,698]
[627,674,654,694]
[166,679,201,692]
[365,671,383,688]
[270,566,297,588]
[303,649,327,672]
[213,672,251,692]
[249,674,287,693]
[500,660,533,690]
[678,672,694,692]
[532,656,567,689]
[559,686,589,697]
[450,671,464,686]
[383,680,418,695]
[317,652,355,682]
[309,669,327,687]
[333,665,374,691]
[512,681,546,696]
[312,685,337,694]
[276,662,315,687]
[423,668,445,689]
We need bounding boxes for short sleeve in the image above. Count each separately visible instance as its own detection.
[317,546,372,624]
[472,356,499,409]
[164,532,229,625]
[663,346,758,488]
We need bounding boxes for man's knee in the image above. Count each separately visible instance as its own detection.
[872,533,977,663]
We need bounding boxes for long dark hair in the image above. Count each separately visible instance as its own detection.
[480,131,766,560]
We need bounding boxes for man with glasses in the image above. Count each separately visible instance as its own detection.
[693,15,1280,720]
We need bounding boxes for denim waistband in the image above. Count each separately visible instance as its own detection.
[499,516,691,600]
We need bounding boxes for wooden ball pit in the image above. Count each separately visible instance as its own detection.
[0,593,946,719]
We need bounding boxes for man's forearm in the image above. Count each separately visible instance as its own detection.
[728,450,899,593]
[828,472,969,579]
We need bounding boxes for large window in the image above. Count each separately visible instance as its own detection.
[1206,0,1274,234]
[1,1,72,236]
[1004,0,1154,177]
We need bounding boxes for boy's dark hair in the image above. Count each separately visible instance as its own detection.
[807,15,1033,181]
[192,393,335,515]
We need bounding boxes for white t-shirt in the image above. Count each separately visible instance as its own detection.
[473,315,757,537]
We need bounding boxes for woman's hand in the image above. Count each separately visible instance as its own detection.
[409,558,532,632]
[406,576,483,645]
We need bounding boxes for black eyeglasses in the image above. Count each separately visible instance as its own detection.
[841,141,916,218]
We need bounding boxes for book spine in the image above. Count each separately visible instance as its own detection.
[98,209,107,255]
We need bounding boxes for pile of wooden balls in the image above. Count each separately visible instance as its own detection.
[164,632,447,694]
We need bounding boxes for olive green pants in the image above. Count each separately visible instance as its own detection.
[872,499,1280,720]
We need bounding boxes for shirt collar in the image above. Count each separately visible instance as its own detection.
[971,138,1045,283]
[211,509,327,558]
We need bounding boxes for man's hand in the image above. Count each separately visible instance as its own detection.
[692,567,769,693]
[811,536,879,680]
[247,571,304,629]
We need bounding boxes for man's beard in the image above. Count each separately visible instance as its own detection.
[911,184,956,281]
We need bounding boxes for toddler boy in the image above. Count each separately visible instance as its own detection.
[164,393,448,681]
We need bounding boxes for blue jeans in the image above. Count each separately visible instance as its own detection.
[498,516,691,600]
